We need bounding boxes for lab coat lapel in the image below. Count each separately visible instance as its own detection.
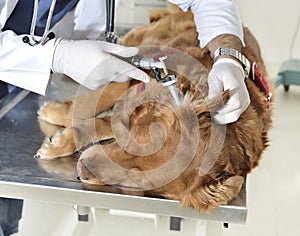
[0,0,18,28]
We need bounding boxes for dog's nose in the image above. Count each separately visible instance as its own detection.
[77,175,89,181]
[33,154,41,159]
[76,159,91,181]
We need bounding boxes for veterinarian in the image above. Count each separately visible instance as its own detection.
[0,0,249,234]
[168,0,250,124]
[0,0,249,121]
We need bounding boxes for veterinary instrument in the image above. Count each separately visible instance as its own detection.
[22,0,57,46]
[104,0,182,105]
[150,62,183,106]
[105,0,118,43]
[118,55,183,106]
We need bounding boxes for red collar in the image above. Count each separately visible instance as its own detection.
[250,63,272,109]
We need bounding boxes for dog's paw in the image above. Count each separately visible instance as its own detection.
[37,101,72,127]
[35,127,76,160]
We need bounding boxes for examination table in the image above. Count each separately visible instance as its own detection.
[0,76,248,235]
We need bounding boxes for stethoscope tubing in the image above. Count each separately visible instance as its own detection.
[23,0,57,46]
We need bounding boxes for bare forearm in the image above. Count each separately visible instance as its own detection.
[206,34,242,59]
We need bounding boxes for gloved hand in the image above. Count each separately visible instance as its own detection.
[52,39,150,90]
[207,58,250,124]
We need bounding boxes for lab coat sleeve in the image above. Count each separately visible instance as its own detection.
[168,0,244,47]
[0,30,55,95]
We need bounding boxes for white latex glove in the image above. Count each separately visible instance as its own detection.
[52,39,150,90]
[208,58,250,124]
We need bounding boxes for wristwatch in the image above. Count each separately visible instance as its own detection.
[213,48,251,77]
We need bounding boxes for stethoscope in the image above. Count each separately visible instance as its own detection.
[22,0,57,46]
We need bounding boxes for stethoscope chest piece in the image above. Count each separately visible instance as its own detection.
[23,0,57,46]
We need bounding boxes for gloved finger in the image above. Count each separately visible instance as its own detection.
[111,57,150,83]
[111,69,151,84]
[212,88,250,124]
[103,43,139,58]
[120,67,151,83]
[213,108,242,124]
[207,73,223,99]
[83,56,150,89]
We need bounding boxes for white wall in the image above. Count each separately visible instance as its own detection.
[238,0,300,64]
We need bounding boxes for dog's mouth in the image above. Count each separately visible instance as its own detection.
[76,158,106,185]
[76,138,115,184]
[76,158,90,180]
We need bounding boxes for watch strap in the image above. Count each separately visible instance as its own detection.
[213,48,251,77]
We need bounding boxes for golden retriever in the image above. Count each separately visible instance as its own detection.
[36,9,272,212]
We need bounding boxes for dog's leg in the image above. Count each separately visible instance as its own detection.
[36,117,113,160]
[37,100,73,127]
[38,81,131,127]
[35,126,77,160]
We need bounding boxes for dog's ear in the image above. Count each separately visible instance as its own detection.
[194,90,230,115]
[180,175,244,212]
[192,90,229,128]
[166,2,182,13]
[148,9,171,23]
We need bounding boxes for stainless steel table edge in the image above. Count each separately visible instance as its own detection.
[0,179,247,224]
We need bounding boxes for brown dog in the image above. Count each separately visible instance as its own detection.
[36,9,272,212]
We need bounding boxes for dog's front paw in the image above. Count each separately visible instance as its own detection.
[38,101,72,127]
[35,127,76,160]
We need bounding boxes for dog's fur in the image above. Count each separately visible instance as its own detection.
[36,9,272,212]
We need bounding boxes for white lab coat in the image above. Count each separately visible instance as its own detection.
[0,0,243,95]
[168,0,244,47]
[0,0,106,95]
